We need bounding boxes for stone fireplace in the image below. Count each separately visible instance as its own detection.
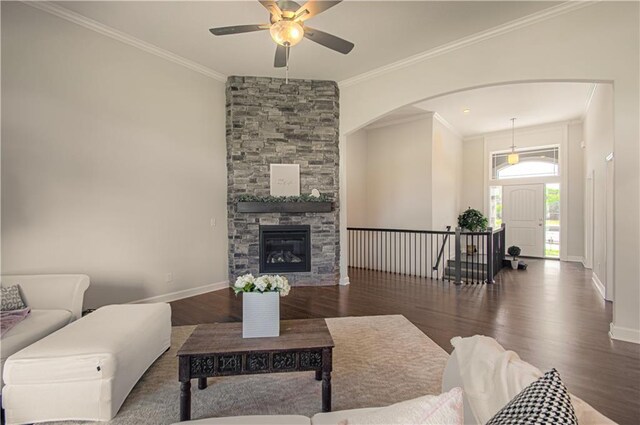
[226,76,340,286]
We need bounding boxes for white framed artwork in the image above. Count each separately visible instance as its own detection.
[270,164,300,196]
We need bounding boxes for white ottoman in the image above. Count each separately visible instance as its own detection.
[2,303,171,424]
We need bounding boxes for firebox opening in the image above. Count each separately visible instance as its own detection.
[259,225,311,273]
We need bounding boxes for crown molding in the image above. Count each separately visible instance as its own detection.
[24,1,226,82]
[364,110,463,137]
[339,1,597,89]
[364,111,432,131]
[433,112,463,139]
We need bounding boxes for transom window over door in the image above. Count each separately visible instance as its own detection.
[492,147,559,180]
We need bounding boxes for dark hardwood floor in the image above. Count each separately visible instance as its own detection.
[170,260,640,424]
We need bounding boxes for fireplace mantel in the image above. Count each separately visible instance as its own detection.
[236,202,333,213]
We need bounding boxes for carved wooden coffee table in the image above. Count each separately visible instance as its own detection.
[177,318,334,421]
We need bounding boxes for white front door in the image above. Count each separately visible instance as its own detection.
[502,184,544,257]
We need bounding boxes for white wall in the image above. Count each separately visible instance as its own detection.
[461,137,485,213]
[346,129,368,228]
[365,117,432,229]
[583,84,614,299]
[1,3,228,308]
[346,115,464,232]
[567,121,584,260]
[431,117,463,230]
[339,1,639,341]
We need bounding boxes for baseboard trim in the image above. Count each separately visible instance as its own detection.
[130,281,229,304]
[591,273,605,299]
[609,323,640,344]
[339,276,351,286]
[566,256,584,263]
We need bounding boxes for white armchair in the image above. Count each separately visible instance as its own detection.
[1,274,90,388]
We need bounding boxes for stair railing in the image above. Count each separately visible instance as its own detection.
[347,224,507,284]
[433,226,452,270]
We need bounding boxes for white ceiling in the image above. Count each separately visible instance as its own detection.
[371,82,595,137]
[55,1,560,82]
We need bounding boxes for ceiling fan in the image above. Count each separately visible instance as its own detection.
[209,0,354,73]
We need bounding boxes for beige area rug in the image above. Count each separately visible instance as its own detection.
[55,315,449,424]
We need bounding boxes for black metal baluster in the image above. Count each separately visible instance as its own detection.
[394,232,397,274]
[419,233,423,277]
[373,231,376,271]
[465,234,469,284]
[360,230,363,269]
[471,234,475,284]
[430,233,434,280]
[438,234,442,280]
[447,233,451,282]
[413,233,418,276]
[368,231,371,270]
[471,235,478,283]
[405,233,408,275]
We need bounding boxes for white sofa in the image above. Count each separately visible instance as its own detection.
[2,303,171,424]
[0,274,90,388]
[173,338,614,425]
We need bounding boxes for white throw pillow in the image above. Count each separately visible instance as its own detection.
[338,387,464,425]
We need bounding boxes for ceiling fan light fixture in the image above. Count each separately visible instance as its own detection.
[270,20,304,46]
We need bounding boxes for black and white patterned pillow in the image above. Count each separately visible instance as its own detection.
[486,369,578,425]
[1,284,27,311]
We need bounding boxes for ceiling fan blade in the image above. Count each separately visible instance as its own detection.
[303,26,354,54]
[294,1,341,22]
[274,44,287,68]
[259,0,283,19]
[209,24,269,36]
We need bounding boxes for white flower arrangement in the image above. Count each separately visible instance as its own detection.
[233,273,291,297]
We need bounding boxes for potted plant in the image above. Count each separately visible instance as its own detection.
[233,273,291,338]
[457,208,488,255]
[507,245,521,270]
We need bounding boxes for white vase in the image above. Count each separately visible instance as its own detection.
[511,260,519,270]
[242,291,280,338]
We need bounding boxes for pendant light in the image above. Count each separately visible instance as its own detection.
[508,118,520,165]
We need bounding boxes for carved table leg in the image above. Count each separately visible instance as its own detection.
[322,347,333,412]
[180,381,191,421]
[315,370,322,381]
[198,377,208,390]
[322,371,332,412]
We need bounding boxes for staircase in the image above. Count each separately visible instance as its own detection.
[444,253,490,282]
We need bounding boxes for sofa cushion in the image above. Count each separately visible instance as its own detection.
[311,408,379,425]
[172,415,310,425]
[2,304,169,385]
[1,309,72,362]
[332,388,464,425]
[486,369,577,425]
[570,395,616,425]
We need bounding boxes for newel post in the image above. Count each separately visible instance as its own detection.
[486,227,494,284]
[454,227,462,285]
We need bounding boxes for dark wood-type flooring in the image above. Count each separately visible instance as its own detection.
[171,260,640,424]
